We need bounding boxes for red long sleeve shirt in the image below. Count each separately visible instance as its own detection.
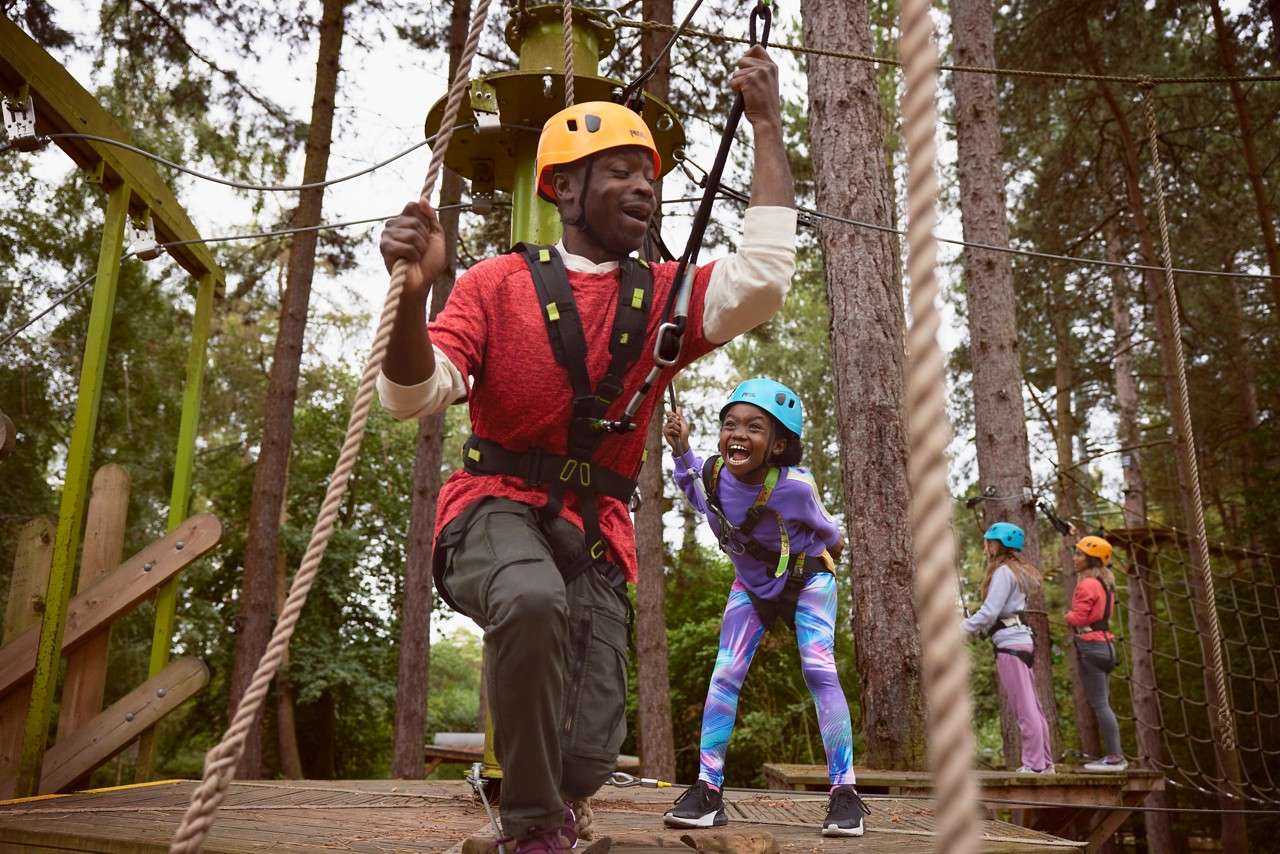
[1064,576,1114,642]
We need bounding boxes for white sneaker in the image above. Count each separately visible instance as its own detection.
[1083,756,1128,773]
[1015,764,1055,774]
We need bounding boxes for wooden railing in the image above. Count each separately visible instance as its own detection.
[0,465,221,798]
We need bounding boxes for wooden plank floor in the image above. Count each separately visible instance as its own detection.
[0,779,1083,853]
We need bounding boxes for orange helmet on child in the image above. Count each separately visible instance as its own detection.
[1076,535,1113,565]
[536,101,661,202]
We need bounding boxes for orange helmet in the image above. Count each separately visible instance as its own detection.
[536,101,661,202]
[1076,535,1113,565]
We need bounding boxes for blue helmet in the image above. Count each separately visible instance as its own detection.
[720,378,804,438]
[984,522,1025,551]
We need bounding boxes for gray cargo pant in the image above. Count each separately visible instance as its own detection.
[435,498,630,841]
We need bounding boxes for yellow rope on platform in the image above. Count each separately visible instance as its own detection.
[898,1,981,852]
[167,0,496,849]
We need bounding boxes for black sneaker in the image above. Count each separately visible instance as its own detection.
[821,785,870,837]
[662,780,728,829]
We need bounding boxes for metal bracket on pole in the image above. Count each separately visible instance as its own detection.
[470,158,495,214]
[2,94,44,152]
[126,209,163,261]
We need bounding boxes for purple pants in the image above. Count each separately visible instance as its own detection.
[995,644,1054,771]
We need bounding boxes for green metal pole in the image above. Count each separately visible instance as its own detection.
[479,8,603,780]
[134,270,217,781]
[15,181,130,797]
[510,152,562,246]
[508,5,603,248]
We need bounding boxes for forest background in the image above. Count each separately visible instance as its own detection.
[1,0,1278,848]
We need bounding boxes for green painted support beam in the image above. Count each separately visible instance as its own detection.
[133,270,218,781]
[14,182,131,797]
[0,15,221,282]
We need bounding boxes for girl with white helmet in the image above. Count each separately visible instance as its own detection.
[1065,535,1128,772]
[962,523,1055,774]
[660,378,868,838]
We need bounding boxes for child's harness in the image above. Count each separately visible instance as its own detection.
[700,455,828,579]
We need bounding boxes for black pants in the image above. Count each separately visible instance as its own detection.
[435,498,630,840]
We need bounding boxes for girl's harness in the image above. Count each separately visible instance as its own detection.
[700,455,828,579]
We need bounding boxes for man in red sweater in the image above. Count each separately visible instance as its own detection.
[377,46,795,853]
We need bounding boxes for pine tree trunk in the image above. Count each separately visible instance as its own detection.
[1050,295,1101,760]
[951,0,1057,769]
[801,0,925,770]
[1270,0,1280,66]
[1082,26,1248,848]
[390,0,471,780]
[1209,0,1280,314]
[1107,224,1179,854]
[229,0,348,779]
[634,419,675,780]
[631,0,677,781]
[273,461,304,780]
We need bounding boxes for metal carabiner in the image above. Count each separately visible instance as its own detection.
[748,2,772,48]
[608,771,672,789]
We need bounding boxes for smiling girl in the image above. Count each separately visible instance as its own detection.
[660,378,869,838]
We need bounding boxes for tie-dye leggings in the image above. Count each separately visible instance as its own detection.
[696,572,855,788]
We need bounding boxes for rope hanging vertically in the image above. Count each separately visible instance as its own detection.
[167,0,495,849]
[563,0,575,105]
[898,1,981,851]
[1140,84,1237,753]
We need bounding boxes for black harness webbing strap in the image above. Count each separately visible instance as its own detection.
[1075,582,1115,635]
[460,244,652,583]
[996,647,1036,669]
[461,436,637,502]
[700,454,817,579]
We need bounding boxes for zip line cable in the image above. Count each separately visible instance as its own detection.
[0,203,486,348]
[612,17,1280,86]
[669,164,1280,282]
[6,125,540,192]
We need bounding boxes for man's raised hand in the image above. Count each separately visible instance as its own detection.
[380,200,448,299]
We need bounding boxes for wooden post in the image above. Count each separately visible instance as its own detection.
[0,518,55,799]
[56,465,131,772]
[14,182,130,798]
[135,270,217,782]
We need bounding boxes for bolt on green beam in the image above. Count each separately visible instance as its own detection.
[134,269,218,782]
[15,181,130,797]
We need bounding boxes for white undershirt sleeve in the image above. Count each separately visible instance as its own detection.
[702,205,799,344]
[376,345,467,421]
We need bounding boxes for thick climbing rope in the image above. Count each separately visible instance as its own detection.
[562,0,575,105]
[1140,84,1237,754]
[166,0,495,849]
[898,1,980,852]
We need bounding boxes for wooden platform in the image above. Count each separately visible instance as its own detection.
[0,779,1082,852]
[763,764,1164,853]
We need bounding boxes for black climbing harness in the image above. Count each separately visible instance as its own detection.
[983,611,1029,640]
[995,647,1036,669]
[700,454,827,579]
[460,3,773,580]
[1072,582,1115,636]
[460,243,652,581]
